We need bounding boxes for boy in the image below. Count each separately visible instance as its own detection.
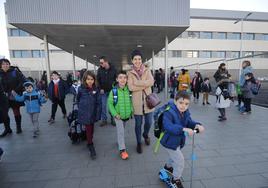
[201,77,212,105]
[160,92,205,188]
[108,71,133,160]
[12,82,46,138]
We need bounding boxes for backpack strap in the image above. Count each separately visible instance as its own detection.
[112,87,118,106]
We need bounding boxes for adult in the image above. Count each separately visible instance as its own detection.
[127,50,154,154]
[47,71,69,124]
[238,60,253,107]
[213,63,231,84]
[0,59,26,135]
[0,77,11,137]
[190,72,203,102]
[154,70,162,93]
[177,68,191,92]
[97,56,117,126]
[169,66,178,98]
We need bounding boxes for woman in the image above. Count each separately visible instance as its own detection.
[177,68,191,92]
[191,72,203,102]
[127,50,154,154]
[0,59,26,136]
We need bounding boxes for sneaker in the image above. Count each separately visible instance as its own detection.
[87,144,96,160]
[206,102,211,105]
[100,120,107,127]
[120,150,129,160]
[172,179,184,188]
[0,148,4,162]
[218,117,227,121]
[143,134,150,145]
[33,131,38,138]
[241,112,248,115]
[136,143,142,154]
[48,118,55,124]
[218,116,223,118]
[164,164,173,174]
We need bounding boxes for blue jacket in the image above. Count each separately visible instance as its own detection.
[239,66,253,86]
[160,101,200,150]
[48,79,69,101]
[77,85,101,125]
[15,90,46,113]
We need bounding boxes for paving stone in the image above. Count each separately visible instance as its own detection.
[233,174,268,188]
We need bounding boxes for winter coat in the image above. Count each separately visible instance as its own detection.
[48,79,69,101]
[77,85,101,125]
[97,65,117,93]
[215,86,231,108]
[241,80,254,99]
[0,66,26,107]
[178,72,191,91]
[201,82,212,93]
[0,80,8,123]
[15,90,46,113]
[191,76,203,92]
[108,85,133,120]
[239,66,253,86]
[213,69,231,83]
[160,100,200,150]
[127,67,155,115]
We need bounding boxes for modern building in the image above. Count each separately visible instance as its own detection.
[5,3,268,80]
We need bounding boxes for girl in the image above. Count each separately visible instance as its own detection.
[191,72,203,103]
[77,71,101,159]
[241,73,255,115]
[215,82,231,121]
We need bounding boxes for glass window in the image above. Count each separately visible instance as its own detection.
[188,31,200,39]
[32,50,41,58]
[156,51,165,57]
[200,32,212,39]
[10,29,20,36]
[184,51,199,58]
[40,50,45,58]
[19,30,30,36]
[213,32,227,39]
[227,32,241,40]
[254,51,268,58]
[226,51,240,58]
[255,34,265,40]
[212,51,226,58]
[21,50,31,58]
[242,51,253,57]
[264,34,268,41]
[243,33,254,40]
[199,51,212,58]
[13,50,22,58]
[170,50,181,58]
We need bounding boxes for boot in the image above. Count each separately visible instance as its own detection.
[15,115,22,134]
[87,144,96,160]
[0,118,12,137]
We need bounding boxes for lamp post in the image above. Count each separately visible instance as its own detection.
[234,12,252,79]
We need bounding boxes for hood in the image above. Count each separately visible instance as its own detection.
[167,99,190,117]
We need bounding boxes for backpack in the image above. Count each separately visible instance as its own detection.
[111,87,132,106]
[153,104,171,138]
[221,82,236,100]
[250,80,261,95]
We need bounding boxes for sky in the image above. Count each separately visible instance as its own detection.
[1,0,268,59]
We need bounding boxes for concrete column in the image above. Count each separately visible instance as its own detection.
[152,51,155,73]
[72,51,76,80]
[43,35,51,83]
[94,63,96,74]
[86,59,89,70]
[164,36,168,99]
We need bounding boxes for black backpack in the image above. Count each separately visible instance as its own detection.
[153,104,171,138]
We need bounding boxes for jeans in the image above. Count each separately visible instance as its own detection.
[51,98,66,119]
[134,112,153,144]
[101,92,108,121]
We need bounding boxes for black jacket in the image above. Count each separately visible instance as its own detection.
[97,65,117,93]
[213,69,231,83]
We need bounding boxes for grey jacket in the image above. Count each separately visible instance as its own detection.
[241,81,254,99]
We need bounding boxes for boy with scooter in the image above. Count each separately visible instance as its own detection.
[160,92,205,188]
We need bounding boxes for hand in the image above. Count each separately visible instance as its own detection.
[115,115,121,120]
[100,89,104,94]
[195,124,205,133]
[183,128,194,137]
[11,90,17,96]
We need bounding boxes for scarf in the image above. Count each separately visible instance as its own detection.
[133,64,145,78]
[52,79,60,84]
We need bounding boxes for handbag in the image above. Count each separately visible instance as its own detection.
[143,90,161,109]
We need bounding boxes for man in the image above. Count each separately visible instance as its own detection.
[97,56,117,126]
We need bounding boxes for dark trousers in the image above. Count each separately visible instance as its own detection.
[10,106,21,126]
[85,125,94,144]
[51,98,66,119]
[193,91,200,99]
[238,94,244,106]
[243,98,252,112]
[218,108,226,118]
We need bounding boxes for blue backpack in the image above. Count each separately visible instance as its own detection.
[251,80,261,95]
[111,87,132,106]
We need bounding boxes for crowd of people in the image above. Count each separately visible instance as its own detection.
[0,53,258,188]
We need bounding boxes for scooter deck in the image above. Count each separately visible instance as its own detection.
[159,168,178,188]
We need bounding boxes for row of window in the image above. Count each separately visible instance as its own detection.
[8,28,31,36]
[178,31,268,41]
[10,50,64,58]
[156,50,268,58]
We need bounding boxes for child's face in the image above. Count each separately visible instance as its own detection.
[52,74,59,80]
[175,98,190,113]
[86,75,94,87]
[25,85,33,93]
[116,74,127,87]
[245,75,250,80]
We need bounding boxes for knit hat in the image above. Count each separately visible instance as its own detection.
[23,81,34,88]
[131,50,143,60]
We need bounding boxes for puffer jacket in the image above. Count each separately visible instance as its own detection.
[97,65,117,93]
[178,72,191,91]
[241,80,254,99]
[239,66,253,86]
[48,79,69,101]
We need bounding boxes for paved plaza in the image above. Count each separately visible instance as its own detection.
[1,93,268,188]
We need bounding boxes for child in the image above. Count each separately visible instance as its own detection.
[47,71,69,124]
[160,92,204,188]
[77,71,101,159]
[215,82,231,121]
[201,77,212,105]
[108,71,133,160]
[12,82,46,138]
[240,72,255,115]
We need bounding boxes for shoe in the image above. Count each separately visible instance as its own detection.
[206,102,211,105]
[120,150,129,160]
[241,112,248,115]
[202,102,205,105]
[164,164,173,174]
[218,117,227,121]
[172,179,184,188]
[143,134,150,145]
[16,125,22,134]
[87,144,96,160]
[0,128,12,137]
[0,148,4,162]
[218,116,223,118]
[100,120,107,127]
[48,118,55,124]
[136,143,142,154]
